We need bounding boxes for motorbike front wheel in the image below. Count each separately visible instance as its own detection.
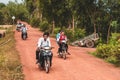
[22,34,27,40]
[44,57,50,73]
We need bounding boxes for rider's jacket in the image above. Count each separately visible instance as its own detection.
[59,35,67,42]
[37,37,51,48]
[56,33,60,42]
[21,27,27,33]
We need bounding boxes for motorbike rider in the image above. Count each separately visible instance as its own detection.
[59,31,70,55]
[16,22,22,31]
[56,30,62,53]
[21,24,28,38]
[36,32,53,66]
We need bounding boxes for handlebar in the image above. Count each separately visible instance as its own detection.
[41,47,54,50]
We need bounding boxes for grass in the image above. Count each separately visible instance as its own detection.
[0,27,24,80]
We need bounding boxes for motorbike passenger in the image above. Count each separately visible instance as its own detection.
[59,31,70,55]
[36,32,53,67]
[56,30,62,53]
[21,24,28,38]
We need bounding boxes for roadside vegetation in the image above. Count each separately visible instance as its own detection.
[0,27,24,80]
[91,33,120,66]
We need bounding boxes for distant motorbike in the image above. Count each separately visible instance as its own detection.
[16,25,21,32]
[38,47,53,73]
[21,32,27,40]
[58,40,67,60]
[16,23,23,32]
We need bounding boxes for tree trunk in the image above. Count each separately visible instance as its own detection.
[52,20,55,34]
[72,15,75,33]
[40,13,43,22]
[107,23,111,44]
[68,21,71,29]
[93,23,96,33]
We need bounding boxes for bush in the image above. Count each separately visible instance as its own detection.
[96,43,120,64]
[64,28,85,42]
[54,27,61,35]
[74,28,85,40]
[93,33,120,66]
[64,29,74,42]
[30,18,40,27]
[39,21,52,33]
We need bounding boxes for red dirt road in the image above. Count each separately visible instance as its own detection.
[15,23,120,80]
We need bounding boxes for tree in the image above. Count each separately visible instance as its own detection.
[0,3,6,24]
[24,0,120,43]
[0,1,29,24]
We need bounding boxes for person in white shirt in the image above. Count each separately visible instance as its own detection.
[21,24,28,38]
[36,32,52,66]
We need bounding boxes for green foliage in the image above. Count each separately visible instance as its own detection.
[54,27,61,35]
[111,21,119,33]
[96,43,120,64]
[74,28,85,39]
[39,21,52,33]
[64,28,85,42]
[0,3,6,8]
[93,33,120,66]
[64,29,74,42]
[0,1,29,24]
[25,0,36,14]
[30,18,40,27]
[25,0,120,43]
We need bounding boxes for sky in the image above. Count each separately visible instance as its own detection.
[0,0,23,4]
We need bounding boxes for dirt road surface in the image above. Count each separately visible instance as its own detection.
[15,23,120,80]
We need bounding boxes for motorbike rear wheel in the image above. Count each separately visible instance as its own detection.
[63,51,66,60]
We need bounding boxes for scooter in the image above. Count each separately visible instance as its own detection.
[16,23,22,32]
[58,40,67,60]
[21,32,27,40]
[38,47,53,73]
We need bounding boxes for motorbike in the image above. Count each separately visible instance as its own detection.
[58,40,67,60]
[38,47,53,73]
[16,23,23,32]
[16,25,21,32]
[21,32,27,40]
